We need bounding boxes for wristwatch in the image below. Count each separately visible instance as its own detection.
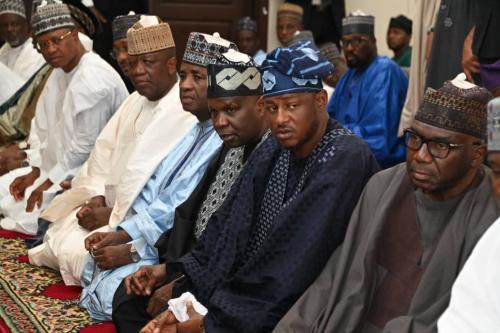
[129,244,140,262]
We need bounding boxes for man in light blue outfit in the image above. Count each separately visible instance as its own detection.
[328,11,408,169]
[78,28,240,320]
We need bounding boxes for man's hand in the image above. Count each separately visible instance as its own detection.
[26,179,53,212]
[147,283,174,317]
[84,230,131,252]
[59,180,72,191]
[77,196,110,231]
[140,302,205,333]
[93,243,133,270]
[1,143,26,160]
[77,196,106,217]
[125,264,167,296]
[177,302,205,333]
[77,206,113,231]
[140,310,177,333]
[0,156,25,176]
[9,167,40,201]
[462,26,480,82]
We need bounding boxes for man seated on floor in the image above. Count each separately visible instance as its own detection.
[28,29,236,298]
[110,56,269,332]
[0,0,45,81]
[0,0,97,148]
[328,10,408,168]
[73,33,246,320]
[27,15,197,286]
[110,12,140,91]
[0,0,128,235]
[274,73,500,333]
[120,43,379,333]
[437,97,500,332]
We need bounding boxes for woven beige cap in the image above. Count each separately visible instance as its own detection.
[127,15,175,55]
[278,3,303,20]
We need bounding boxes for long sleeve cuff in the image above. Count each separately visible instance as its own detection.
[118,215,143,240]
[26,149,41,168]
[129,237,157,260]
[47,163,69,185]
[81,0,94,7]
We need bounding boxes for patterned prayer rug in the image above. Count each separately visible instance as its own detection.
[0,230,116,333]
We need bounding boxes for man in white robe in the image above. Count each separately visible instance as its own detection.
[0,0,46,81]
[438,97,500,332]
[0,62,23,105]
[28,16,197,286]
[0,0,128,235]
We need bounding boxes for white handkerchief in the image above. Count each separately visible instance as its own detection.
[167,292,208,322]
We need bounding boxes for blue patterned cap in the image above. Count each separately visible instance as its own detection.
[183,32,238,67]
[261,42,334,97]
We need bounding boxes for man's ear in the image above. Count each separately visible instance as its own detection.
[257,96,265,116]
[315,89,328,110]
[167,56,177,75]
[471,143,487,168]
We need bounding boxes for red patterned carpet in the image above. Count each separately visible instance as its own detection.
[0,230,116,333]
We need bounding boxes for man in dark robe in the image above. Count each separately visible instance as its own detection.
[120,43,379,333]
[111,57,270,332]
[274,73,499,333]
[426,0,475,90]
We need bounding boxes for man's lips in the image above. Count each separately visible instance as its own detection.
[134,80,151,87]
[275,129,294,140]
[47,57,62,64]
[411,169,432,181]
[219,133,236,141]
[181,94,195,102]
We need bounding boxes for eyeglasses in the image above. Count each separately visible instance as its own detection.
[403,129,482,159]
[35,30,73,52]
[340,36,369,48]
[109,46,128,59]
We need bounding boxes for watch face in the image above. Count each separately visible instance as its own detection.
[131,251,141,263]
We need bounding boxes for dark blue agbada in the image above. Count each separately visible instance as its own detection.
[176,118,379,332]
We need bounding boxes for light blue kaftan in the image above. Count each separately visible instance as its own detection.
[79,119,222,320]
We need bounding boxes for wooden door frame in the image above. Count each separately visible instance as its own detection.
[148,0,269,50]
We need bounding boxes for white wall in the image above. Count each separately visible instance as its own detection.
[267,0,285,51]
[267,0,417,57]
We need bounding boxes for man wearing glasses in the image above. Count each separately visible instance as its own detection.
[327,10,408,169]
[274,73,499,333]
[110,12,140,92]
[0,0,127,236]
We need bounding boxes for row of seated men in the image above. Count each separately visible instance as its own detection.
[0,1,500,332]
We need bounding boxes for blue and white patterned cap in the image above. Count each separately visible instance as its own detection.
[183,32,238,67]
[342,10,375,37]
[260,42,334,97]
